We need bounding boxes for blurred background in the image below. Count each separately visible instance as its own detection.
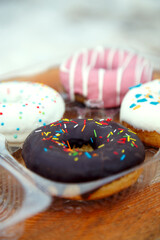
[0,0,160,78]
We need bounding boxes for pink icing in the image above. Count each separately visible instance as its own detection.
[60,47,153,108]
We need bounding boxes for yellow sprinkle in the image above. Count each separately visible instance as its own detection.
[98,144,105,148]
[122,149,125,153]
[52,137,59,140]
[74,157,79,161]
[95,121,102,125]
[88,119,93,120]
[110,132,113,135]
[128,129,136,134]
[130,138,136,141]
[63,118,70,121]
[56,133,60,136]
[44,132,51,136]
[133,105,141,110]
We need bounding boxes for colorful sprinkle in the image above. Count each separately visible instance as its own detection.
[85,152,92,158]
[120,154,126,161]
[94,129,97,137]
[133,105,141,110]
[137,98,147,103]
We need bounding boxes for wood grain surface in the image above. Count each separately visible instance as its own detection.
[7,67,160,240]
[20,183,160,240]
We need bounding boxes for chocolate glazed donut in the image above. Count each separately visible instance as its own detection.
[22,119,145,183]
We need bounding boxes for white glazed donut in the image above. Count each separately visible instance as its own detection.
[120,79,160,147]
[0,81,65,146]
[60,47,153,108]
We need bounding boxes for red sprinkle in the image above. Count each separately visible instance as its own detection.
[106,118,112,122]
[113,151,118,155]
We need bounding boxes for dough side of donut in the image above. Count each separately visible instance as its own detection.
[122,121,160,148]
[62,169,142,200]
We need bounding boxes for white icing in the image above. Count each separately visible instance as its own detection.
[120,79,160,133]
[0,81,65,145]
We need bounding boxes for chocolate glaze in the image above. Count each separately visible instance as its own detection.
[22,119,145,183]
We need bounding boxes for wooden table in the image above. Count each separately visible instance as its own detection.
[8,68,160,240]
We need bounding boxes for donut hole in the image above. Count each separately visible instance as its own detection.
[66,138,97,152]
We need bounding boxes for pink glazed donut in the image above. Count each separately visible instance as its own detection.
[60,47,153,108]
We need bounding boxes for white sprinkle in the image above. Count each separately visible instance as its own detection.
[74,124,78,128]
[113,129,117,132]
[35,129,42,132]
[64,124,67,129]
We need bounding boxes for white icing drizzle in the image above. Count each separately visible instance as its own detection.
[98,68,105,101]
[107,48,116,69]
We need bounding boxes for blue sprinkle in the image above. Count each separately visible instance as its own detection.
[56,129,63,133]
[120,154,126,161]
[16,127,20,131]
[137,98,147,103]
[148,95,153,98]
[43,123,46,126]
[150,102,159,105]
[129,103,136,108]
[129,83,142,90]
[2,105,6,107]
[1,122,4,126]
[90,137,93,143]
[39,119,42,122]
[135,94,142,98]
[85,152,92,158]
[44,148,48,152]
